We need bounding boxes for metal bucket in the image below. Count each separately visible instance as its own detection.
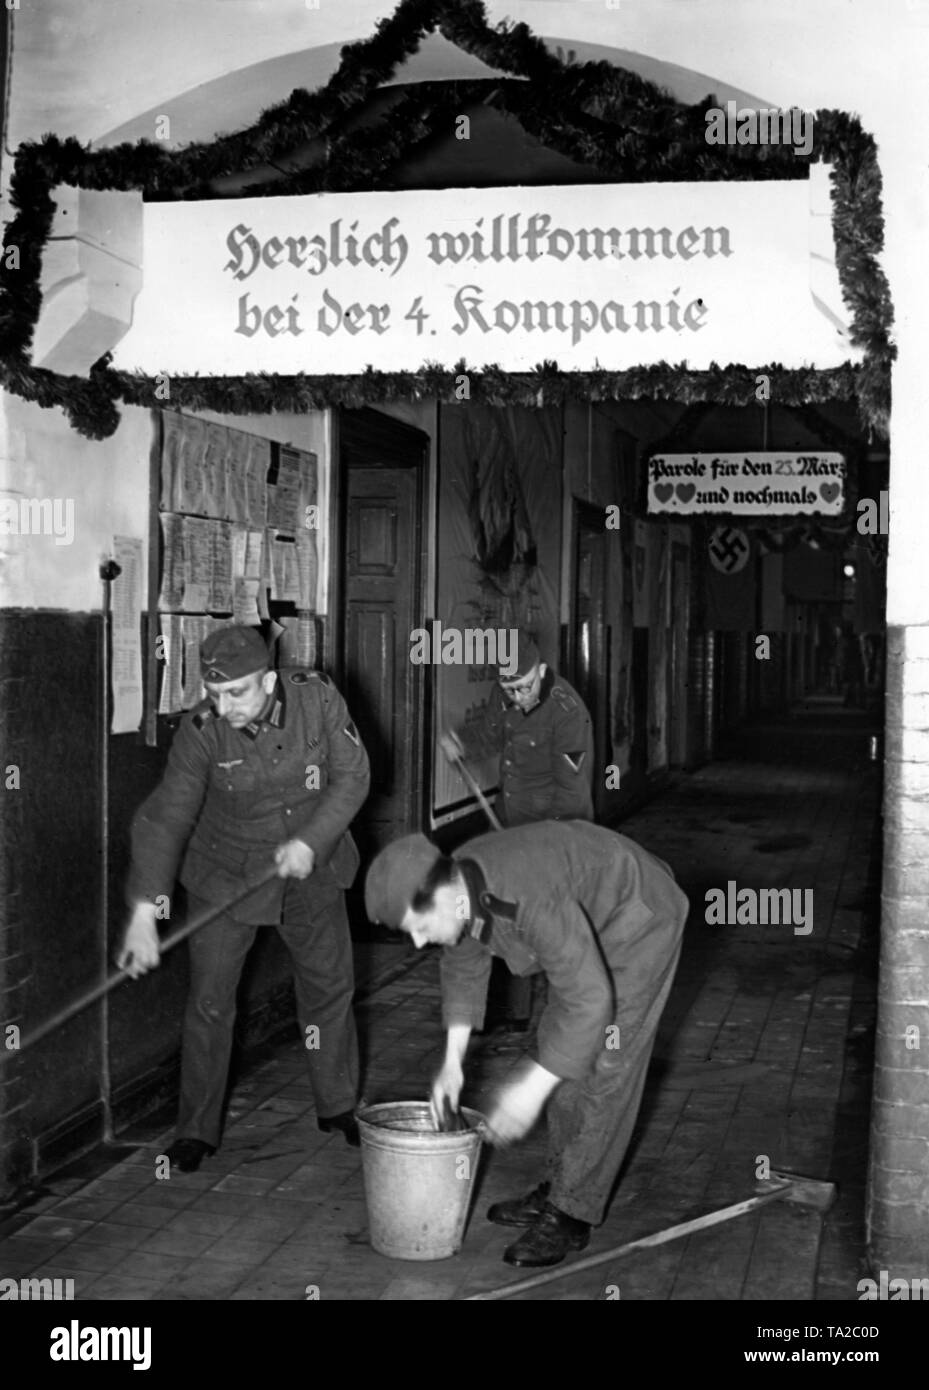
[356,1101,485,1261]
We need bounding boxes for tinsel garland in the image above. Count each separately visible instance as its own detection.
[0,0,894,440]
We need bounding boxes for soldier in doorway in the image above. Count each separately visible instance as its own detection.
[439,628,594,1031]
[838,619,866,708]
[117,625,370,1170]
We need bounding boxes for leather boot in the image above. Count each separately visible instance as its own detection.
[318,1110,360,1147]
[486,1181,551,1227]
[502,1202,591,1267]
[165,1138,216,1173]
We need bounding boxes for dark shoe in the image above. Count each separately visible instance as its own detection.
[502,1202,591,1267]
[165,1138,216,1173]
[318,1110,360,1147]
[487,1181,551,1228]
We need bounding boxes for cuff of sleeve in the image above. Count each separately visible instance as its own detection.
[442,1007,486,1031]
[531,1042,592,1083]
[125,876,163,909]
[294,825,335,864]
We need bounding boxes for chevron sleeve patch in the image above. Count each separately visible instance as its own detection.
[343,720,360,746]
[562,750,586,773]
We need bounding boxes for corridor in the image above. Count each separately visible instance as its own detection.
[0,703,882,1301]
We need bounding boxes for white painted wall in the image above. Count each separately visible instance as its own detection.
[0,398,152,611]
[2,0,926,625]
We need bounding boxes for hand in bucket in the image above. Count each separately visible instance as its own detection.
[430,1055,464,1130]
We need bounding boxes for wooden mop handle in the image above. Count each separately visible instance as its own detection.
[451,752,504,832]
[464,1184,795,1300]
[1,864,281,1063]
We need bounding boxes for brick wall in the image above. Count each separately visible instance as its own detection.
[867,624,929,1274]
[0,616,34,1195]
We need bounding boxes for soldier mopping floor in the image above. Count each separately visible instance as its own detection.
[117,625,371,1168]
[440,628,594,1032]
[364,820,690,1268]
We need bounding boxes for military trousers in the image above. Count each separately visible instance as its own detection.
[544,905,686,1226]
[177,867,359,1147]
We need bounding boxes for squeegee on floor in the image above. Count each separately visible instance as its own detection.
[465,1168,838,1301]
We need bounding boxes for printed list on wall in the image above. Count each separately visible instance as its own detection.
[155,412,317,717]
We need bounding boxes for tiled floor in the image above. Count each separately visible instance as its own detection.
[0,704,881,1300]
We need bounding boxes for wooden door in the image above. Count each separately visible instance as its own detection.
[339,410,426,857]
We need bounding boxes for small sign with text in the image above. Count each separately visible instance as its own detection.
[647,452,846,516]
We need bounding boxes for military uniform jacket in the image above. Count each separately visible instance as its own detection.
[456,669,594,825]
[440,822,689,1081]
[127,670,370,924]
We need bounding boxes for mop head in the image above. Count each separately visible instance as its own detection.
[754,1168,838,1212]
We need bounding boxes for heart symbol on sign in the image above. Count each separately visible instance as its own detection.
[677,483,696,503]
[820,482,840,504]
[654,483,674,503]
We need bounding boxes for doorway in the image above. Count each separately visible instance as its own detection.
[337,408,428,858]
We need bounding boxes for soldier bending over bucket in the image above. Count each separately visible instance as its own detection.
[364,820,688,1268]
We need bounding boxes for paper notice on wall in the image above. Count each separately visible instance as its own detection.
[157,613,184,714]
[111,535,144,734]
[160,413,182,511]
[246,438,270,527]
[181,615,210,708]
[270,536,301,603]
[158,513,184,609]
[209,520,234,612]
[283,542,301,603]
[226,434,249,524]
[177,416,206,514]
[182,516,211,610]
[231,525,247,580]
[296,531,318,612]
[233,578,262,625]
[264,526,278,600]
[278,615,316,668]
[201,423,227,518]
[268,447,302,532]
[228,524,263,622]
[245,529,263,577]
